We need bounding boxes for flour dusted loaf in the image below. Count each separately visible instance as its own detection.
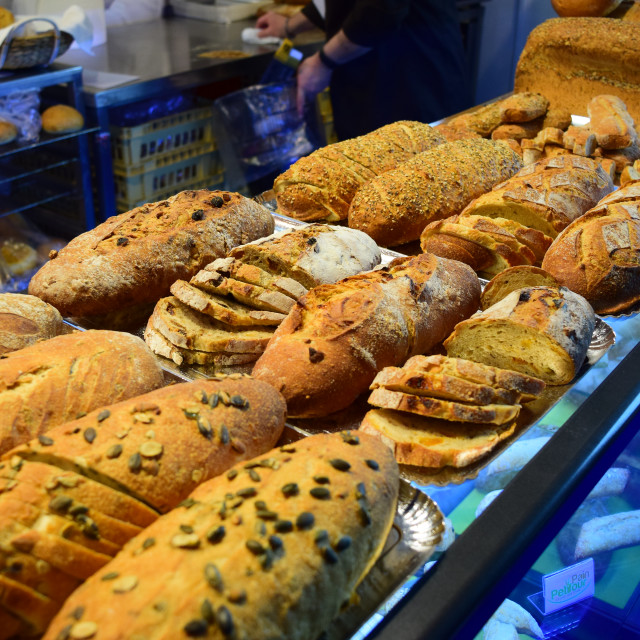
[514,18,640,125]
[444,286,596,385]
[43,431,399,640]
[252,253,481,418]
[0,330,164,455]
[28,190,274,318]
[0,293,63,355]
[0,378,285,637]
[348,138,523,246]
[274,120,445,222]
[542,182,640,313]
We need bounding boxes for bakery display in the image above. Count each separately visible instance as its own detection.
[42,431,398,640]
[40,105,84,134]
[145,224,381,367]
[480,266,560,310]
[0,377,286,637]
[0,330,165,455]
[444,286,596,385]
[28,189,275,320]
[0,293,63,354]
[273,120,445,222]
[542,182,640,313]
[348,138,523,247]
[253,253,481,418]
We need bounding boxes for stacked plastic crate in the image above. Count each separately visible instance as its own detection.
[110,102,224,212]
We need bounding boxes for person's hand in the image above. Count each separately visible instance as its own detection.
[296,53,332,116]
[256,11,287,38]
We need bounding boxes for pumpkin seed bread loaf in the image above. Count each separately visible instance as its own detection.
[0,378,286,637]
[0,330,164,456]
[43,431,399,640]
[273,120,445,222]
[28,189,274,319]
[347,138,523,247]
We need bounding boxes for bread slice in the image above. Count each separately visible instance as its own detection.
[170,280,285,326]
[359,408,517,468]
[190,269,295,314]
[402,354,546,401]
[481,266,559,310]
[368,388,520,425]
[370,366,520,405]
[206,257,308,300]
[148,296,273,353]
[144,325,260,367]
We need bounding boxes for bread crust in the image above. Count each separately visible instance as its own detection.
[588,95,637,150]
[0,330,165,455]
[252,254,481,418]
[481,266,559,310]
[28,190,274,317]
[551,0,623,16]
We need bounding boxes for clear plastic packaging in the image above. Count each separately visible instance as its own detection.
[0,89,41,143]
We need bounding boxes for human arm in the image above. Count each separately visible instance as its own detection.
[256,10,317,39]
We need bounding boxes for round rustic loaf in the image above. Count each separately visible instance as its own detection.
[551,0,622,16]
[41,105,84,134]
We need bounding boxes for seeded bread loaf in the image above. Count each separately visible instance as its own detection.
[43,431,399,640]
[0,330,164,455]
[273,120,445,222]
[481,266,560,310]
[28,190,275,318]
[0,293,63,355]
[347,138,523,247]
[444,286,596,385]
[253,253,481,418]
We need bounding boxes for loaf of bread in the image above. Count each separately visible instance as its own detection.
[444,286,596,385]
[0,330,164,455]
[515,18,640,125]
[551,0,623,16]
[0,293,63,355]
[480,266,560,310]
[28,190,275,318]
[0,377,286,637]
[348,138,523,246]
[588,95,637,150]
[541,183,640,313]
[253,253,481,417]
[273,120,445,222]
[0,120,17,145]
[460,155,614,238]
[41,105,84,134]
[42,431,398,640]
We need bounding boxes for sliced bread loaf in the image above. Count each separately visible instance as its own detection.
[481,266,559,310]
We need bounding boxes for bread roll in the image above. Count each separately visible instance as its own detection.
[253,253,481,417]
[274,120,445,222]
[0,330,164,455]
[444,286,596,385]
[541,183,640,313]
[0,120,17,145]
[43,431,399,640]
[348,138,523,247]
[551,0,623,15]
[0,293,63,355]
[29,190,275,318]
[41,105,84,134]
[588,95,637,150]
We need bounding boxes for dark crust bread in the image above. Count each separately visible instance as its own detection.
[28,190,275,317]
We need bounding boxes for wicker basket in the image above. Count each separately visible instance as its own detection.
[0,18,73,70]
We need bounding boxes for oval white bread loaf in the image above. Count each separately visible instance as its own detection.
[0,330,165,455]
[43,431,399,640]
[28,190,274,318]
[444,286,596,385]
[252,253,481,418]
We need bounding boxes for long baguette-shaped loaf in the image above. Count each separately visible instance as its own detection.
[541,183,640,314]
[0,330,165,455]
[273,120,445,222]
[348,138,523,247]
[29,190,275,318]
[252,253,481,418]
[43,431,399,640]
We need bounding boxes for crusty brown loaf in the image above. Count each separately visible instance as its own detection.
[460,155,614,238]
[444,286,596,385]
[514,18,640,125]
[43,431,399,640]
[481,266,560,310]
[551,0,623,16]
[588,95,637,150]
[0,330,164,455]
[0,293,63,355]
[498,93,550,123]
[347,138,523,247]
[274,120,445,222]
[41,105,84,134]
[252,253,481,418]
[541,184,640,313]
[28,190,274,317]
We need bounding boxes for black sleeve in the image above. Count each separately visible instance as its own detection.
[341,0,412,47]
[301,3,326,31]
